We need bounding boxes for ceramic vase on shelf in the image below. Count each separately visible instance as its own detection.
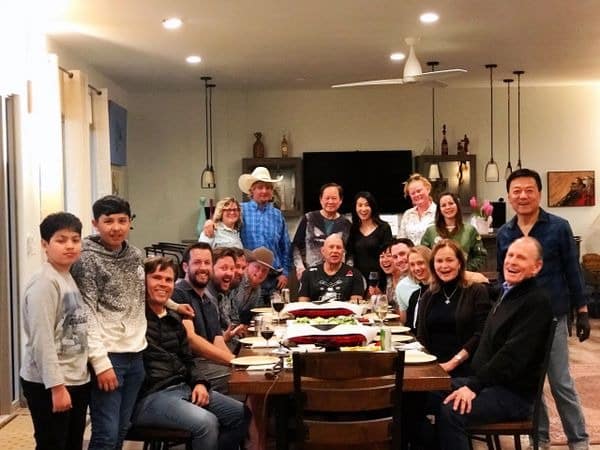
[253,132,265,158]
[196,197,207,238]
[471,215,492,235]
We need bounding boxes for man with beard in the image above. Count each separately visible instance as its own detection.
[298,234,363,302]
[172,243,234,394]
[205,247,246,351]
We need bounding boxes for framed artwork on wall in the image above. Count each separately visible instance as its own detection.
[109,100,127,166]
[547,170,595,207]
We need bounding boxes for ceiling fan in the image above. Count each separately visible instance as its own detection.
[332,37,467,88]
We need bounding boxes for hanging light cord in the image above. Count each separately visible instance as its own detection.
[505,79,512,168]
[514,70,524,168]
[489,66,494,161]
[203,79,210,168]
[208,84,215,169]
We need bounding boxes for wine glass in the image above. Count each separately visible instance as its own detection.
[368,271,380,289]
[259,315,275,346]
[373,295,389,326]
[271,291,285,323]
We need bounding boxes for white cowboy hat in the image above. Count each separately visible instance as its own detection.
[238,166,283,194]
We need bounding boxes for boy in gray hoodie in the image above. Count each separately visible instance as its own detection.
[71,195,146,449]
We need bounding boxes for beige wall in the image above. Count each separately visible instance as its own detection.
[126,84,600,250]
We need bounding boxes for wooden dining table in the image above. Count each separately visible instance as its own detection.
[229,332,451,450]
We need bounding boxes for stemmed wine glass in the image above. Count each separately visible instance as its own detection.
[373,294,389,326]
[271,291,285,323]
[368,271,380,290]
[258,315,275,346]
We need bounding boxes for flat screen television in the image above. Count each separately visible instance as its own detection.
[302,150,413,214]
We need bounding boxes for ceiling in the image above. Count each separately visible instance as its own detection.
[47,0,600,92]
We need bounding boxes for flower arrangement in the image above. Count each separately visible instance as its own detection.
[469,196,494,218]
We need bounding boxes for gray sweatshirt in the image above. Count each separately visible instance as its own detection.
[20,262,89,388]
[71,235,146,375]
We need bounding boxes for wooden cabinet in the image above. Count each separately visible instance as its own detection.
[242,157,303,217]
[414,154,477,213]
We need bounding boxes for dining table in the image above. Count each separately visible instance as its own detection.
[228,317,451,450]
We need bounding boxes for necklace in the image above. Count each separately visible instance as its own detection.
[442,286,458,304]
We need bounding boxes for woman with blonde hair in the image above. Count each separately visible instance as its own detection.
[199,197,243,248]
[399,173,436,245]
[403,245,433,331]
[416,239,491,377]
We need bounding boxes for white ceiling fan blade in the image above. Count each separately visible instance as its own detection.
[332,78,406,88]
[416,68,467,80]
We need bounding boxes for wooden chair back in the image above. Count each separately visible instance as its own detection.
[292,350,405,450]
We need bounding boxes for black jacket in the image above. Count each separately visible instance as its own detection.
[139,306,210,397]
[467,277,553,396]
[417,282,491,358]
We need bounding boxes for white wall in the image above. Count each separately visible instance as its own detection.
[126,84,600,249]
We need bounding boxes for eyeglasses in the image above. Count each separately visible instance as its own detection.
[222,208,240,213]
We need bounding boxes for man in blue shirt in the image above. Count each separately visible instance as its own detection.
[238,167,292,303]
[496,168,590,450]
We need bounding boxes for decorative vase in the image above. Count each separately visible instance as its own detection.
[196,197,207,237]
[471,216,492,235]
[253,132,265,158]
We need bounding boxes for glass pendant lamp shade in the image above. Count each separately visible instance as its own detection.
[201,168,215,187]
[428,162,441,180]
[484,64,499,182]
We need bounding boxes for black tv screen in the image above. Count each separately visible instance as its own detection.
[302,150,414,214]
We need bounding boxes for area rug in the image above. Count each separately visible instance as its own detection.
[547,363,600,445]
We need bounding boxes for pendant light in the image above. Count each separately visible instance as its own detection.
[427,61,441,181]
[200,76,216,189]
[484,64,499,182]
[513,70,525,169]
[504,78,514,180]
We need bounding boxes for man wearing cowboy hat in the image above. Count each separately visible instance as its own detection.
[231,247,278,325]
[237,167,292,302]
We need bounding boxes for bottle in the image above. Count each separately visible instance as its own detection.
[379,326,392,351]
[441,124,449,155]
[280,133,289,158]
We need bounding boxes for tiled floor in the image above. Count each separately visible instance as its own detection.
[2,319,599,449]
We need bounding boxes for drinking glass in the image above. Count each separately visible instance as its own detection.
[373,294,389,325]
[271,291,285,323]
[259,315,275,346]
[368,271,380,288]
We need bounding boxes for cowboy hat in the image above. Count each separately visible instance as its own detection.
[247,246,280,272]
[238,167,283,194]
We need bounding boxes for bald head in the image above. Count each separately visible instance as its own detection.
[321,234,345,267]
[503,236,544,286]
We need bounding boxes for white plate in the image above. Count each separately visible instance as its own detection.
[388,325,411,334]
[404,351,437,364]
[392,334,414,343]
[230,356,280,367]
[251,307,273,314]
[239,336,265,345]
[364,312,402,322]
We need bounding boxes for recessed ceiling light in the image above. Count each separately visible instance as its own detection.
[390,52,406,61]
[186,55,202,64]
[419,12,439,23]
[162,17,183,30]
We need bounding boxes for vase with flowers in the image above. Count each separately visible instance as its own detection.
[469,196,494,235]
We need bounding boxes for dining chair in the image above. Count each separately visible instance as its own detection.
[466,318,558,450]
[292,350,405,450]
[124,425,192,450]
